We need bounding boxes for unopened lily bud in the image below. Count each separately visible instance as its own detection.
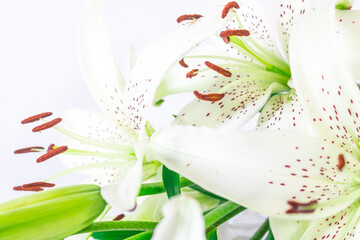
[335,0,354,10]
[0,184,106,240]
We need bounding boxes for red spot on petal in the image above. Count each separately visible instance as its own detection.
[286,200,317,214]
[337,154,345,171]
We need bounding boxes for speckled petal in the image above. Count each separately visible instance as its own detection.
[291,6,360,153]
[152,195,206,240]
[257,91,310,133]
[123,4,233,137]
[276,0,314,57]
[78,0,134,134]
[59,109,134,175]
[234,0,281,55]
[173,80,276,131]
[299,202,360,240]
[147,126,360,219]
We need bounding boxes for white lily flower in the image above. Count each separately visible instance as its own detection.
[17,0,238,211]
[147,4,360,240]
[151,195,206,240]
[152,0,360,133]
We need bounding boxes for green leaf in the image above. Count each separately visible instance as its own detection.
[162,165,181,198]
[124,231,153,240]
[76,221,157,234]
[154,99,165,107]
[92,231,143,240]
[204,201,246,234]
[206,229,218,240]
[265,228,275,240]
[249,218,269,240]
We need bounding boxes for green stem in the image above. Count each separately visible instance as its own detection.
[250,218,269,240]
[76,221,157,234]
[124,231,153,240]
[138,177,193,196]
[204,201,246,233]
[190,185,227,202]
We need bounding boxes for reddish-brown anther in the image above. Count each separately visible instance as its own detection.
[222,2,240,18]
[337,154,345,171]
[179,58,189,68]
[32,118,62,132]
[186,69,199,78]
[14,146,44,154]
[286,200,317,214]
[220,29,250,39]
[193,91,225,102]
[13,186,44,192]
[113,214,125,221]
[205,61,232,77]
[21,112,53,124]
[37,146,68,163]
[177,14,203,23]
[47,144,55,152]
[22,182,55,189]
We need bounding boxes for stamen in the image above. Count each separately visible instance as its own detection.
[186,69,199,78]
[37,146,68,163]
[21,112,52,124]
[14,146,44,154]
[205,61,232,77]
[32,118,62,132]
[220,29,250,43]
[22,182,55,188]
[222,2,240,18]
[47,144,55,152]
[286,200,317,214]
[177,14,203,23]
[179,58,189,68]
[193,91,225,102]
[13,186,43,192]
[112,214,125,221]
[337,154,345,171]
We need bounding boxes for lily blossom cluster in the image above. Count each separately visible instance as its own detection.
[9,0,360,239]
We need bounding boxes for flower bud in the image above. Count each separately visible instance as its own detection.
[0,184,106,240]
[335,0,354,10]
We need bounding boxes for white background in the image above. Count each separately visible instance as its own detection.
[0,0,354,238]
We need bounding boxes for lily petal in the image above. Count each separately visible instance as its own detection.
[270,218,311,240]
[173,81,281,131]
[234,0,282,56]
[147,126,360,219]
[100,144,145,211]
[276,0,315,57]
[336,10,360,80]
[257,90,310,133]
[78,0,133,134]
[299,202,360,239]
[59,109,134,172]
[123,4,233,136]
[291,6,360,152]
[151,195,206,240]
